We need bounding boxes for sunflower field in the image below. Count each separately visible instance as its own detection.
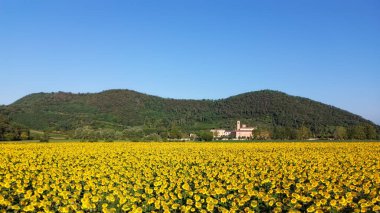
[0,142,379,212]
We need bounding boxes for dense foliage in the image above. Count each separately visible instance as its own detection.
[0,114,29,141]
[1,142,379,212]
[252,124,378,140]
[1,89,379,140]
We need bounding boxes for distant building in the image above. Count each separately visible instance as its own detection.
[211,121,256,139]
[189,133,198,140]
[231,121,256,139]
[210,129,231,138]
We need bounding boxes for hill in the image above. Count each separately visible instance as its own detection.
[0,89,378,139]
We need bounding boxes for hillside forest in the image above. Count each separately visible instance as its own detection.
[0,90,379,141]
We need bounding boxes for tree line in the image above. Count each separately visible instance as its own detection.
[67,123,379,142]
[0,115,30,141]
[67,126,214,142]
[250,124,378,140]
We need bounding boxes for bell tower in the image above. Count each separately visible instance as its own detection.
[237,120,241,130]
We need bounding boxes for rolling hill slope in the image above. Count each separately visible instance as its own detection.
[0,89,378,138]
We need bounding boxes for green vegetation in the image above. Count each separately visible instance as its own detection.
[249,124,378,140]
[39,131,50,142]
[198,131,214,141]
[0,89,379,141]
[0,114,30,141]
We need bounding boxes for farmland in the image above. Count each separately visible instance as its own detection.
[0,142,379,212]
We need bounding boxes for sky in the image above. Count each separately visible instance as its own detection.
[1,0,379,124]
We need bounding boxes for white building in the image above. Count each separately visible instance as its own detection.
[211,121,256,139]
[231,121,256,139]
[210,129,232,138]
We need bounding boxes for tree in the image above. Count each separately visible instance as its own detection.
[20,131,30,140]
[124,129,144,142]
[168,129,183,139]
[252,128,261,139]
[296,126,311,140]
[144,133,163,142]
[198,131,213,141]
[0,115,30,141]
[4,132,15,141]
[39,131,49,142]
[364,124,377,139]
[348,125,366,140]
[252,127,271,140]
[102,129,116,142]
[273,127,286,140]
[334,126,347,140]
[159,131,169,141]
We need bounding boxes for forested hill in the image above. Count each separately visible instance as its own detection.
[1,89,378,138]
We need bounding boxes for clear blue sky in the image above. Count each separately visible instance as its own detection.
[1,0,379,124]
